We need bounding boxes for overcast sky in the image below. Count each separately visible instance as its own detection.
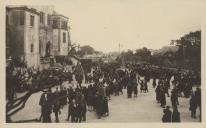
[48,0,202,53]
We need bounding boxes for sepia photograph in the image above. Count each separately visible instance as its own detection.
[4,0,204,124]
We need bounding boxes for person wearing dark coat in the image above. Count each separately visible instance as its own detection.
[42,103,52,123]
[68,87,75,103]
[162,108,167,122]
[96,93,103,119]
[50,87,60,122]
[133,83,138,97]
[62,87,68,105]
[39,92,47,106]
[130,75,137,97]
[162,106,172,122]
[39,92,47,121]
[127,83,132,98]
[190,94,198,118]
[67,100,73,121]
[91,84,97,110]
[155,85,161,103]
[87,85,93,111]
[160,87,166,108]
[171,89,178,109]
[39,90,53,122]
[172,107,180,122]
[47,88,53,112]
[144,80,148,93]
[118,79,123,94]
[81,94,87,121]
[164,81,170,97]
[76,103,83,122]
[76,91,82,105]
[68,72,73,83]
[140,80,144,93]
[113,79,119,96]
[122,75,128,89]
[165,79,170,89]
[152,78,156,88]
[76,74,83,87]
[53,100,61,122]
[105,83,111,100]
[195,87,201,121]
[109,80,114,95]
[71,99,78,123]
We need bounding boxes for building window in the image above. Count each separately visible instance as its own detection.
[63,32,66,43]
[12,11,18,25]
[47,14,51,25]
[30,15,34,26]
[20,11,24,25]
[68,32,71,45]
[53,19,58,28]
[30,44,34,53]
[61,20,67,30]
[40,12,44,24]
[39,40,42,55]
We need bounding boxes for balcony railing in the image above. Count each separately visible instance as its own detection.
[40,57,50,64]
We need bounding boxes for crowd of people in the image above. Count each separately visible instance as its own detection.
[6,64,41,100]
[6,60,201,123]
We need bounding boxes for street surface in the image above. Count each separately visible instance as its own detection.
[11,77,200,122]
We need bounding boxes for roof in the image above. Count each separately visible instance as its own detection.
[6,6,40,15]
[52,12,69,19]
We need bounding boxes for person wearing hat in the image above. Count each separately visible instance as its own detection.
[195,87,201,121]
[53,98,61,123]
[160,87,166,108]
[162,106,172,122]
[189,94,198,118]
[172,107,181,122]
[171,88,179,109]
[41,91,52,123]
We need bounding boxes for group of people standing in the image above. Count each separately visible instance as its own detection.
[38,71,110,122]
[9,61,200,123]
[121,63,201,123]
[39,85,89,123]
[146,67,202,122]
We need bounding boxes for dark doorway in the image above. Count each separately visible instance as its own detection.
[45,41,51,57]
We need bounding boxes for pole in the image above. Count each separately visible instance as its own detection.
[119,43,120,54]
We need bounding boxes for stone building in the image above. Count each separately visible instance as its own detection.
[6,6,71,68]
[33,6,54,58]
[6,6,40,68]
[52,13,70,56]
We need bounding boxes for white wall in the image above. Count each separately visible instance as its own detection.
[53,29,69,56]
[60,29,68,55]
[52,29,60,55]
[24,11,40,68]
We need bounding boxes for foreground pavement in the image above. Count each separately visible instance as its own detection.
[10,79,200,123]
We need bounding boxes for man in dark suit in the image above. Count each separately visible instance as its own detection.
[39,92,47,121]
[40,91,52,123]
[162,106,172,122]
[50,87,60,122]
[53,100,61,122]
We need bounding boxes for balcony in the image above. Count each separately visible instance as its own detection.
[40,57,50,64]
